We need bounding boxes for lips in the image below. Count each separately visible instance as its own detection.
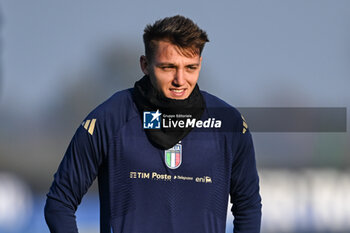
[171,89,184,93]
[169,88,187,98]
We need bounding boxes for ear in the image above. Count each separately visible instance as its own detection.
[140,55,149,75]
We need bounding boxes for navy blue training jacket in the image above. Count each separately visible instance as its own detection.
[44,89,262,233]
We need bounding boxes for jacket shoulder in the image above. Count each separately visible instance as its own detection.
[88,88,137,118]
[201,91,241,116]
[79,89,139,139]
[201,91,247,133]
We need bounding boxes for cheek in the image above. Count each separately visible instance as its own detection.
[188,73,199,86]
[152,70,171,88]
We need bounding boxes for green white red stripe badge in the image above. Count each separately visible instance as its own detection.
[165,143,182,169]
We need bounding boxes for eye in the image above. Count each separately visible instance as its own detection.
[160,65,175,71]
[186,66,198,71]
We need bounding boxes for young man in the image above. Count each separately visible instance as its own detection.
[45,15,262,233]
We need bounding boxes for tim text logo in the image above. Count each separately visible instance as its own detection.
[143,110,161,129]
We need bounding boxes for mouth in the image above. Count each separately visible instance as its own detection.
[169,88,187,98]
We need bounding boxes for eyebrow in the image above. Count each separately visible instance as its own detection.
[156,62,200,67]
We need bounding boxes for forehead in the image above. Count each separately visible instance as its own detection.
[153,40,200,63]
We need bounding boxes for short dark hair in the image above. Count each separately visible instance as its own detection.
[143,15,209,59]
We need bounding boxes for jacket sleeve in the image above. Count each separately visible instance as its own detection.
[230,127,262,233]
[44,118,103,233]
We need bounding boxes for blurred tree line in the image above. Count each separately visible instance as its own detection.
[0,40,143,191]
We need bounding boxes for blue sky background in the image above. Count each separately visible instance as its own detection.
[1,0,349,114]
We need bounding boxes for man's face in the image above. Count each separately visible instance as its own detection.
[140,40,202,100]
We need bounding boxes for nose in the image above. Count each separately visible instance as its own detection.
[173,69,185,87]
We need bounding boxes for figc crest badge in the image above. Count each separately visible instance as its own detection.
[165,143,182,169]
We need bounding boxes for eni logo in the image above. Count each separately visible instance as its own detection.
[195,176,212,183]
